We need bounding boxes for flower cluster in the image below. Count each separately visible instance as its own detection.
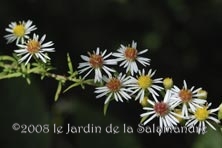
[4,20,55,65]
[1,20,222,135]
[77,40,221,134]
[78,41,154,105]
[140,80,221,133]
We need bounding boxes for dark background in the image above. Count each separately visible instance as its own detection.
[1,0,222,148]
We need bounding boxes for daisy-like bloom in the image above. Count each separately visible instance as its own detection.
[94,73,132,104]
[78,47,117,83]
[170,80,207,118]
[112,40,150,76]
[185,103,220,133]
[4,20,37,44]
[129,69,163,103]
[140,90,182,129]
[14,33,55,65]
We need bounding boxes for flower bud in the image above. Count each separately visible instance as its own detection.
[140,96,149,107]
[163,77,173,89]
[197,89,208,100]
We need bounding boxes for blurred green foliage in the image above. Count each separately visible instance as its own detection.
[0,78,51,148]
[0,78,142,148]
[192,127,222,148]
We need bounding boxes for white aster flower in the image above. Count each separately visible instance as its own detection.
[140,90,181,129]
[112,40,150,76]
[95,73,132,104]
[170,80,207,118]
[14,33,55,65]
[78,47,117,83]
[129,69,163,103]
[4,20,37,44]
[185,103,220,133]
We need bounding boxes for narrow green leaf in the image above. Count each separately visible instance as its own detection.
[28,67,41,73]
[0,72,22,80]
[0,55,16,62]
[80,83,85,89]
[67,53,73,74]
[63,82,80,93]
[84,79,96,86]
[40,75,45,80]
[103,101,111,116]
[54,81,62,101]
[21,63,26,73]
[26,77,31,85]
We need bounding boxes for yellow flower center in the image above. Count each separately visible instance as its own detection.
[179,89,192,103]
[138,75,152,89]
[13,24,25,37]
[194,107,209,121]
[27,40,41,54]
[106,78,121,92]
[89,54,104,68]
[124,47,137,61]
[154,102,169,116]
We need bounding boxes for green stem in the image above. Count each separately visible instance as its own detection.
[0,56,95,87]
